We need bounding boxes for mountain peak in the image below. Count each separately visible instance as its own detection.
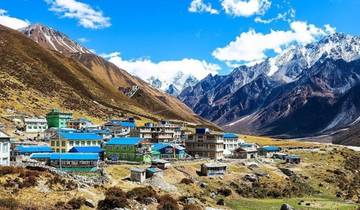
[20,23,92,56]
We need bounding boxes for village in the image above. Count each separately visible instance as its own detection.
[0,108,306,174]
[1,109,359,210]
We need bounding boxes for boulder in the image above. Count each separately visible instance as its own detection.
[280,203,294,210]
[216,199,225,206]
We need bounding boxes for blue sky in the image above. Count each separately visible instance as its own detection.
[0,0,359,88]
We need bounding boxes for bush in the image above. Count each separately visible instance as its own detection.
[0,198,20,210]
[157,194,179,210]
[218,188,232,197]
[0,166,22,175]
[97,187,128,210]
[19,175,38,188]
[180,178,194,185]
[127,186,159,204]
[67,197,86,209]
[183,204,202,210]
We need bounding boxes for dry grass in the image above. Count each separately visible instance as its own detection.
[240,135,319,147]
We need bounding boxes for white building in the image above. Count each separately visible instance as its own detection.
[223,133,240,157]
[0,131,11,166]
[133,121,182,143]
[24,117,48,133]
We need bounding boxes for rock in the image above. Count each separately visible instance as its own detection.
[280,203,294,210]
[199,182,208,188]
[279,168,295,177]
[84,199,95,208]
[243,174,259,182]
[184,197,196,205]
[143,197,157,205]
[216,199,225,206]
[336,191,342,198]
[210,192,217,198]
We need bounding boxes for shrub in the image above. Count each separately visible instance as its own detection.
[0,166,22,175]
[180,178,194,185]
[19,175,38,188]
[218,188,232,197]
[183,204,202,210]
[67,197,86,209]
[0,198,20,210]
[157,194,179,210]
[97,187,128,210]
[127,186,159,204]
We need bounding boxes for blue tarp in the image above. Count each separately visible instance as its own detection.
[60,132,102,141]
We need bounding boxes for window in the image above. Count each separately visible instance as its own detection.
[87,141,91,146]
[75,141,80,146]
[61,141,65,147]
[51,141,55,146]
[2,143,8,153]
[56,141,60,146]
[61,149,65,153]
[69,141,74,146]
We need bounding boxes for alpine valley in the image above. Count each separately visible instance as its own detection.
[179,33,360,145]
[0,23,218,129]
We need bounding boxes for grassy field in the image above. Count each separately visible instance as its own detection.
[240,135,318,147]
[227,197,359,210]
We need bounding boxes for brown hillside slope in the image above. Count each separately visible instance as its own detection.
[0,25,217,128]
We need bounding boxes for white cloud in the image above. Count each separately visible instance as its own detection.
[77,37,89,43]
[0,9,30,30]
[45,0,110,29]
[255,8,295,24]
[221,0,271,17]
[189,0,219,15]
[212,21,336,63]
[101,52,220,90]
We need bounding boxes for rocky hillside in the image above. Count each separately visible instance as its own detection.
[180,33,360,140]
[0,24,216,128]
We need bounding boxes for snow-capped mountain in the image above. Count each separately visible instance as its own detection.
[20,24,92,55]
[270,33,360,82]
[179,33,360,139]
[146,72,199,96]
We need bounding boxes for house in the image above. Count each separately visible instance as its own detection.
[48,153,99,168]
[46,109,73,128]
[273,153,288,160]
[67,118,93,130]
[44,128,76,140]
[0,131,11,166]
[50,132,102,153]
[285,155,301,164]
[151,159,171,170]
[151,143,187,160]
[186,128,224,160]
[23,117,48,133]
[146,167,163,178]
[104,137,152,163]
[130,168,146,183]
[201,163,227,176]
[223,133,240,157]
[132,121,182,143]
[69,146,104,160]
[233,143,258,159]
[259,146,282,158]
[104,120,136,137]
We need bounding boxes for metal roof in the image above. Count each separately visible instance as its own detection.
[106,137,143,145]
[60,132,102,141]
[30,153,52,159]
[107,120,136,128]
[262,146,281,152]
[49,153,99,160]
[152,143,185,151]
[69,146,103,153]
[15,145,53,153]
[223,133,238,139]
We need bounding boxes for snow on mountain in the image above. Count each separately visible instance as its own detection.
[269,33,360,82]
[147,72,199,95]
[20,24,92,55]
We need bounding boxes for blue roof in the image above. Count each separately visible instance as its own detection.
[16,145,53,153]
[108,120,136,128]
[69,146,103,153]
[49,153,99,160]
[152,143,185,151]
[224,133,238,139]
[30,153,52,159]
[60,132,102,141]
[262,146,281,152]
[106,137,143,145]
